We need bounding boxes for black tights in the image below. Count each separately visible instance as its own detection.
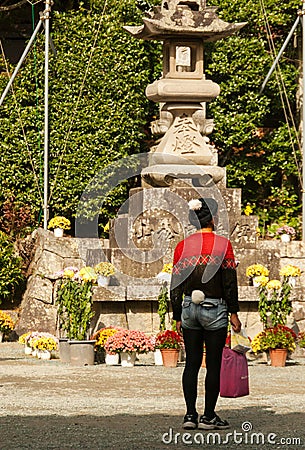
[182,327,227,419]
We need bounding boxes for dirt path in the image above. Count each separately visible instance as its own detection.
[0,343,304,449]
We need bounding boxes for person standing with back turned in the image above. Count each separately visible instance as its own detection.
[170,197,241,430]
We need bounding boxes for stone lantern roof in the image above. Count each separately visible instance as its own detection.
[124,0,246,41]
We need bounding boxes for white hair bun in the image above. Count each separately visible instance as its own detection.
[188,199,202,211]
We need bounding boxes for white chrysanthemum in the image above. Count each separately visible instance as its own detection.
[188,199,202,211]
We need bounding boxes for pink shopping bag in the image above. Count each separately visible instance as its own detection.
[220,347,249,398]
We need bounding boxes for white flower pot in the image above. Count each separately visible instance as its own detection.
[280,234,291,243]
[105,353,119,366]
[120,352,136,367]
[40,350,51,360]
[54,228,64,238]
[97,275,110,287]
[154,349,163,366]
[24,345,32,355]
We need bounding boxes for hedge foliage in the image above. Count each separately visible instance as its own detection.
[0,232,24,304]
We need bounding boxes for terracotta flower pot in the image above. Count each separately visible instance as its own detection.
[160,349,179,367]
[269,348,288,367]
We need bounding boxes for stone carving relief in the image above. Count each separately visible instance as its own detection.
[132,209,183,249]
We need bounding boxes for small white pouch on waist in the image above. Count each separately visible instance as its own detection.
[191,290,205,304]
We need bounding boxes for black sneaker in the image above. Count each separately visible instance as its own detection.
[183,413,198,429]
[198,414,230,430]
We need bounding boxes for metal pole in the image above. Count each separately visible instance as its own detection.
[43,0,51,230]
[260,16,300,94]
[0,18,43,106]
[302,1,305,241]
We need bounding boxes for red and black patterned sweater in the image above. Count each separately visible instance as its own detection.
[170,231,239,322]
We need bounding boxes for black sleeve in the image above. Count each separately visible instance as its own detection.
[170,272,185,322]
[221,267,239,313]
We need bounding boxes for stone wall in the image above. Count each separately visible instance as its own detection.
[14,228,305,340]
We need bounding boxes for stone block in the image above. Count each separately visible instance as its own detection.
[86,248,111,267]
[91,302,128,332]
[293,302,305,322]
[126,301,154,333]
[229,216,258,249]
[238,286,259,302]
[279,241,305,258]
[36,250,64,278]
[127,285,161,301]
[24,275,53,304]
[63,258,84,269]
[110,248,164,280]
[236,247,280,286]
[15,296,57,336]
[92,286,126,302]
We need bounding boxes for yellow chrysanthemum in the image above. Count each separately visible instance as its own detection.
[244,205,253,216]
[48,216,71,230]
[253,275,269,286]
[162,263,173,274]
[246,264,269,278]
[63,269,75,279]
[79,266,98,283]
[279,265,301,278]
[94,262,115,277]
[266,279,282,290]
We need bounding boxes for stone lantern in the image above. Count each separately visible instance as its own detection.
[124,0,246,187]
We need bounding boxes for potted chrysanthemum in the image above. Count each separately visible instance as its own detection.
[155,330,184,367]
[251,325,296,366]
[246,264,269,286]
[91,327,121,365]
[0,310,15,342]
[276,225,296,243]
[94,261,115,287]
[48,216,71,237]
[56,266,97,365]
[104,329,154,367]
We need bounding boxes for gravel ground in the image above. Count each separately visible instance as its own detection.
[0,343,305,450]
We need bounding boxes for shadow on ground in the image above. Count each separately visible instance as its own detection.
[0,407,304,450]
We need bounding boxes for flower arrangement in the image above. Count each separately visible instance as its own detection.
[91,327,120,351]
[104,329,154,355]
[246,264,269,278]
[266,279,282,290]
[253,275,269,286]
[279,265,301,278]
[297,331,305,349]
[56,266,96,340]
[32,336,58,352]
[276,225,296,236]
[48,216,71,230]
[156,263,173,283]
[19,331,58,352]
[251,325,296,354]
[94,262,115,277]
[18,332,31,345]
[78,266,98,283]
[0,311,15,333]
[155,330,183,350]
[255,263,301,328]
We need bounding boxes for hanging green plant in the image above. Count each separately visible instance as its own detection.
[157,284,169,332]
